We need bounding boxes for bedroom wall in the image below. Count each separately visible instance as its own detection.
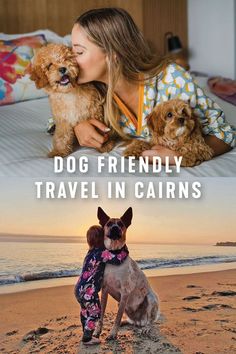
[188,0,236,79]
[0,0,188,56]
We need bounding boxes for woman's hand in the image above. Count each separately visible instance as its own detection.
[74,119,110,149]
[141,135,232,165]
[141,145,180,165]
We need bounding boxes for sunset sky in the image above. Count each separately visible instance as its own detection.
[0,177,235,245]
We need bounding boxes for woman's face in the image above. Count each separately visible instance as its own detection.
[71,24,108,84]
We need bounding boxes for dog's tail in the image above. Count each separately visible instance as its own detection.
[150,291,160,323]
[155,293,161,322]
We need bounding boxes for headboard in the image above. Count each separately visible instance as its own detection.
[0,0,188,55]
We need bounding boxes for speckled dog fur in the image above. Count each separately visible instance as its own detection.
[95,207,160,340]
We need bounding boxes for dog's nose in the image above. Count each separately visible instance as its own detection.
[109,225,121,240]
[59,67,67,74]
[178,118,185,125]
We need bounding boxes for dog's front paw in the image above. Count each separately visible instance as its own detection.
[48,150,57,158]
[123,146,142,159]
[97,140,116,153]
[123,141,151,159]
[48,150,69,158]
[93,332,100,338]
[123,148,138,158]
[106,332,117,341]
[93,320,102,338]
[181,154,200,167]
[120,319,132,327]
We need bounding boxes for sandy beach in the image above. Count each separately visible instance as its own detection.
[0,269,235,354]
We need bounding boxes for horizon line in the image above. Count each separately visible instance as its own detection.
[0,234,219,246]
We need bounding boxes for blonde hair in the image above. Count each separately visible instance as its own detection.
[75,7,171,139]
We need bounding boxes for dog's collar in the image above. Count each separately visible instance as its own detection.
[110,244,129,254]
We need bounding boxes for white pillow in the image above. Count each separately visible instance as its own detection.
[193,75,236,126]
[0,29,72,46]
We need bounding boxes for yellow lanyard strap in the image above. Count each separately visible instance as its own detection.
[113,81,144,136]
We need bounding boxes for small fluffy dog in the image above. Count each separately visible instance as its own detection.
[123,99,214,167]
[30,43,115,157]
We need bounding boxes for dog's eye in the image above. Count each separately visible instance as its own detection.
[182,109,187,116]
[106,221,113,227]
[117,221,124,228]
[167,112,173,118]
[46,63,52,71]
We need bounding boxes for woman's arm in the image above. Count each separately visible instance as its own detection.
[74,119,110,149]
[142,134,232,165]
[142,145,180,165]
[204,135,232,156]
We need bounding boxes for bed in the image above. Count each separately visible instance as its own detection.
[1,77,235,178]
[1,32,236,178]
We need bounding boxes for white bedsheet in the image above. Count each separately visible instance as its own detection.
[0,77,236,178]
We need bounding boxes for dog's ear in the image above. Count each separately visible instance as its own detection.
[146,111,156,131]
[29,64,49,89]
[97,207,110,227]
[190,114,203,137]
[146,108,165,136]
[120,207,133,228]
[182,102,192,118]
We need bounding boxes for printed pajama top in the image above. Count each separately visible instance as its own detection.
[113,63,235,148]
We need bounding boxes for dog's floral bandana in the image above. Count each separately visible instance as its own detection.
[115,63,235,148]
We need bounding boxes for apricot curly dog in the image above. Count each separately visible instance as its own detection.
[123,99,214,167]
[30,43,116,157]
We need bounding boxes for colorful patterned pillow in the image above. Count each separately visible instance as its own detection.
[0,34,47,106]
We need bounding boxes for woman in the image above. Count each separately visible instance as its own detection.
[71,7,235,165]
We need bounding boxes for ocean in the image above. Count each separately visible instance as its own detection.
[0,237,236,291]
